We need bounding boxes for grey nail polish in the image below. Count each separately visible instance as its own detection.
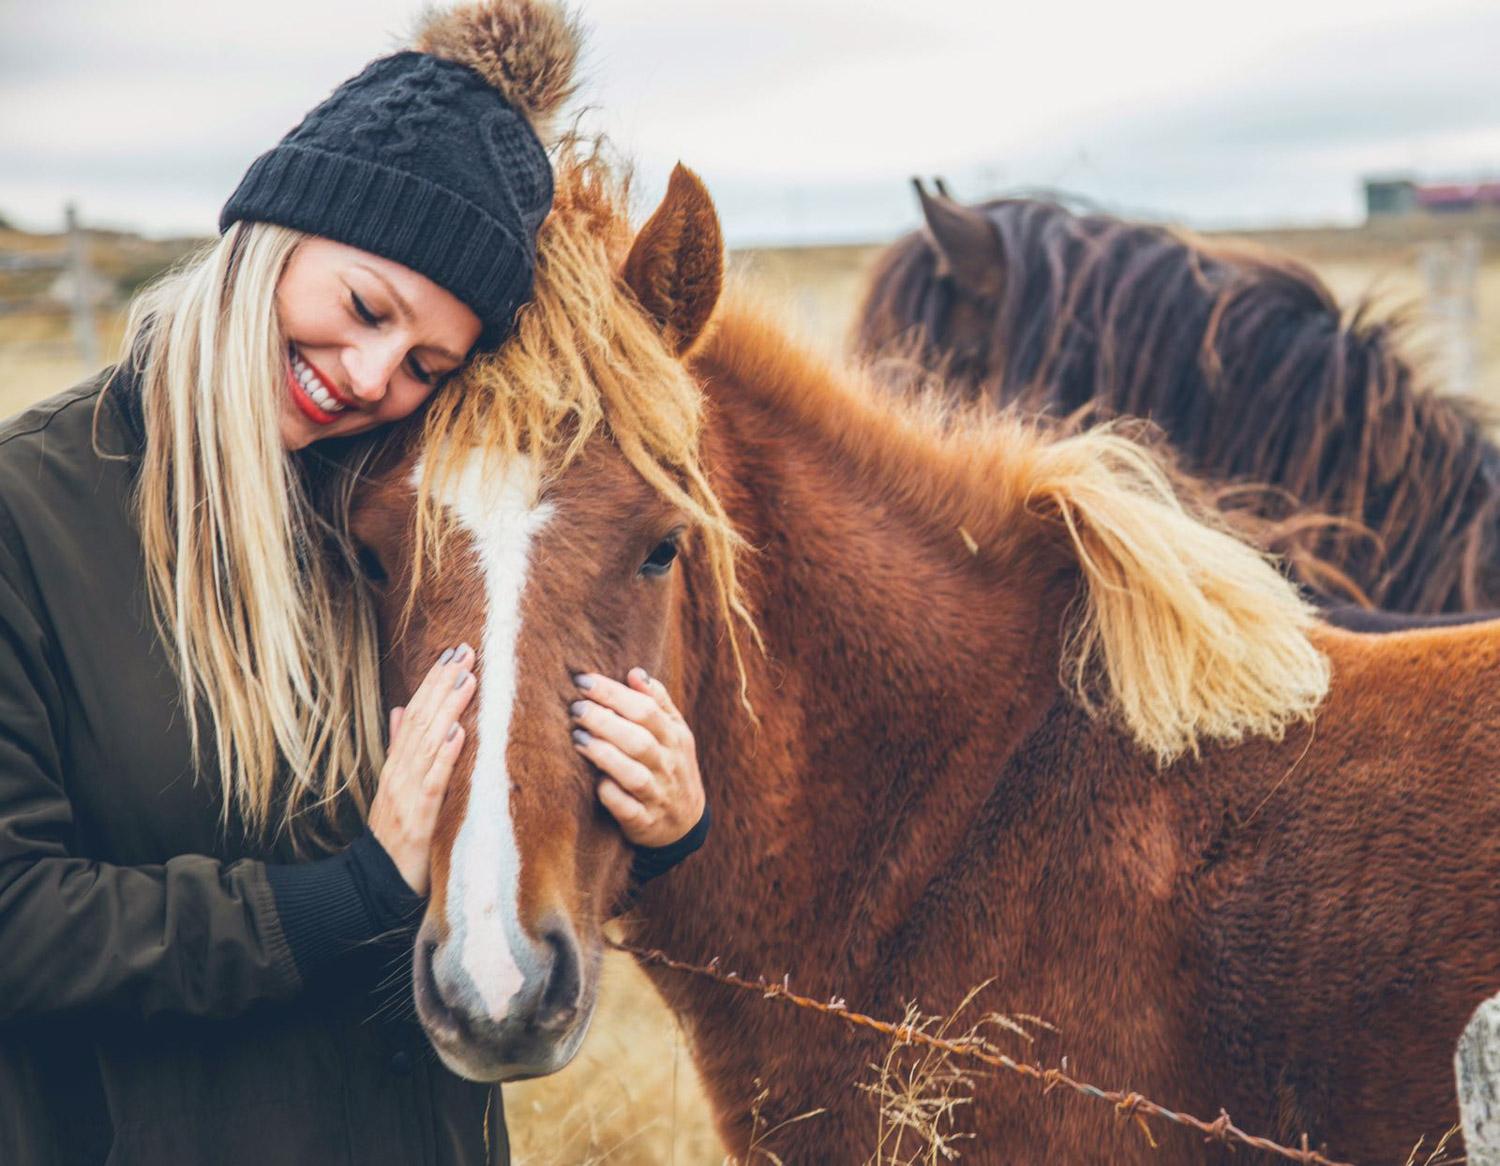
[446,723,459,741]
[454,671,471,690]
[455,643,473,662]
[569,701,589,717]
[573,674,596,690]
[572,728,592,746]
[438,647,455,666]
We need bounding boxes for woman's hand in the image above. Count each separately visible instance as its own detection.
[570,668,705,849]
[368,644,476,895]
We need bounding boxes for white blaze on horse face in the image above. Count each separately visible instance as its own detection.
[422,452,554,1024]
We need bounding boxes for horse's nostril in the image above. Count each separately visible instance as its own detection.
[415,935,464,1038]
[538,924,582,1029]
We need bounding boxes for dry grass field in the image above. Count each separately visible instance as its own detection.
[1,219,1496,1162]
[5,218,1498,410]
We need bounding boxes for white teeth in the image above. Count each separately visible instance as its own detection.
[289,347,346,415]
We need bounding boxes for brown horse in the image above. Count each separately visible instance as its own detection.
[855,187,1500,616]
[351,156,1500,1163]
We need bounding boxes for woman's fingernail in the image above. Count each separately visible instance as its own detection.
[630,667,650,684]
[438,647,455,666]
[573,674,596,690]
[446,723,460,741]
[454,643,473,663]
[572,728,592,746]
[454,671,471,690]
[569,701,589,718]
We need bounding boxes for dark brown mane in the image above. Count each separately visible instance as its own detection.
[855,197,1500,613]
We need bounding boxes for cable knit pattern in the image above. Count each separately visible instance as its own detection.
[222,51,552,344]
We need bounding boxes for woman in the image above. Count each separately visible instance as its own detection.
[0,3,707,1164]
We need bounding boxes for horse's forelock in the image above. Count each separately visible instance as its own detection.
[409,148,758,721]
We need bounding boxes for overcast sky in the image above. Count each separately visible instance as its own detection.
[1,0,1496,244]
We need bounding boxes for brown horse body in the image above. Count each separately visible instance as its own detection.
[357,162,1500,1162]
[855,192,1500,615]
[638,312,1500,1162]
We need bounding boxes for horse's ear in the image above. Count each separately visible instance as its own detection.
[913,178,1003,298]
[622,163,724,357]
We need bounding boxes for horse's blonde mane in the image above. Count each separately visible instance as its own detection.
[698,307,1331,762]
[415,145,759,703]
[421,145,1327,762]
[1022,428,1331,759]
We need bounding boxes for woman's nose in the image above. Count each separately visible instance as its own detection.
[344,342,403,403]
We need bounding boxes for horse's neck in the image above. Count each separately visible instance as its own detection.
[638,324,1077,981]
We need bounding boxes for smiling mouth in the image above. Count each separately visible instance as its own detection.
[287,343,350,423]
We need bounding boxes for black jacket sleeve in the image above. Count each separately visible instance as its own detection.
[629,802,711,884]
[0,538,301,1022]
[265,829,425,982]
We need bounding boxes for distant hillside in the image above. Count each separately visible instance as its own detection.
[5,210,1496,308]
[0,226,204,303]
[3,214,1494,413]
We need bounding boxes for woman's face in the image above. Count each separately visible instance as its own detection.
[274,238,484,450]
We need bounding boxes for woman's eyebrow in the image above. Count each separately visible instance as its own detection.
[353,263,466,365]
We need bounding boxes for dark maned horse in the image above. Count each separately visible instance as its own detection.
[854,187,1500,615]
[352,158,1500,1163]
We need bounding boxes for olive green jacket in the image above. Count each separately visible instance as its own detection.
[0,373,506,1165]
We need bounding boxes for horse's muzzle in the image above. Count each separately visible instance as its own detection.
[413,911,590,1081]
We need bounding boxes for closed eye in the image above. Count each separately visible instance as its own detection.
[351,291,381,326]
[351,292,436,385]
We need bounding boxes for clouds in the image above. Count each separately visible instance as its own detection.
[0,0,420,232]
[981,3,1500,227]
[0,0,1493,241]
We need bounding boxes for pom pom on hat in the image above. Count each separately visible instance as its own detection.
[413,0,582,146]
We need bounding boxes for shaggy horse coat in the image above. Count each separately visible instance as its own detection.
[353,162,1500,1164]
[854,188,1500,616]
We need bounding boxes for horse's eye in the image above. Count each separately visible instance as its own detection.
[355,545,389,585]
[640,537,679,578]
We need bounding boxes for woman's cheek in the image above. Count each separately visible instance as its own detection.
[391,384,439,424]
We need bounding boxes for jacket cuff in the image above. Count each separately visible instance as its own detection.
[346,829,426,936]
[264,831,424,982]
[630,803,711,884]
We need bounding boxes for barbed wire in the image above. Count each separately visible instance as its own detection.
[612,939,1358,1166]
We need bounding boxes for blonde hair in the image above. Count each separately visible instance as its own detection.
[118,222,385,846]
[414,145,759,705]
[1021,426,1331,761]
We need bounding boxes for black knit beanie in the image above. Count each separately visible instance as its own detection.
[220,0,580,346]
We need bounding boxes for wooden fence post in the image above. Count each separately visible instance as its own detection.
[65,202,100,366]
[1418,233,1480,399]
[1457,995,1500,1163]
